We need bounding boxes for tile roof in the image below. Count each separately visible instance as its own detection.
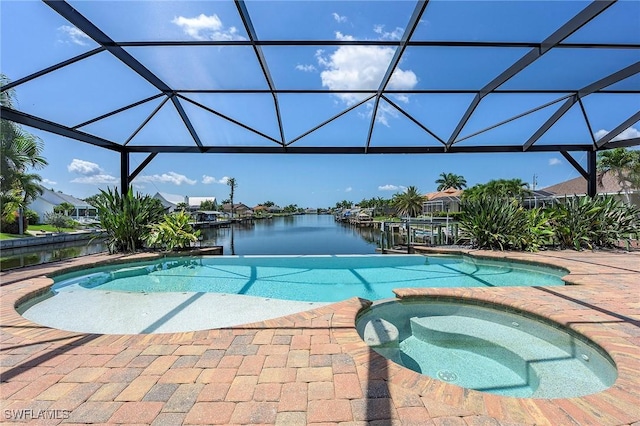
[541,171,632,196]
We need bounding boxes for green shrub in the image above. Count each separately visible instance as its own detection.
[94,187,165,253]
[144,211,201,251]
[547,195,640,250]
[459,197,528,250]
[24,209,39,225]
[44,212,74,232]
[460,194,639,251]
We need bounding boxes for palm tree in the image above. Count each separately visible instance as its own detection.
[227,177,237,218]
[392,186,425,218]
[462,178,531,202]
[435,172,467,191]
[597,148,638,204]
[1,74,48,233]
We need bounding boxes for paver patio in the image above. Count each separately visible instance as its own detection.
[1,249,639,425]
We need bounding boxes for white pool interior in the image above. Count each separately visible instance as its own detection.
[357,299,617,399]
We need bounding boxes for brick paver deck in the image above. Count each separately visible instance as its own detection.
[1,249,639,425]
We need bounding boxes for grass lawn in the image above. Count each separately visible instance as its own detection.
[0,233,31,240]
[0,224,78,240]
[28,224,77,233]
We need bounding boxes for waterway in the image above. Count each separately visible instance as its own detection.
[0,215,381,270]
[199,214,380,255]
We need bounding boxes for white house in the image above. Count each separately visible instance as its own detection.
[153,192,185,212]
[186,196,217,210]
[29,188,97,224]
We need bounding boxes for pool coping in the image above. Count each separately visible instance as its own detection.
[1,248,639,425]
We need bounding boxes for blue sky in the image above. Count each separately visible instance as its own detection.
[1,0,639,208]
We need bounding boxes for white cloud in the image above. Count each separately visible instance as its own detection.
[373,25,403,41]
[379,184,404,191]
[548,158,562,166]
[345,187,353,192]
[296,64,317,72]
[314,31,417,126]
[172,14,245,41]
[57,25,91,46]
[71,174,119,185]
[67,159,118,185]
[202,175,228,184]
[594,126,640,142]
[42,178,57,186]
[332,13,347,23]
[137,172,196,186]
[68,159,103,176]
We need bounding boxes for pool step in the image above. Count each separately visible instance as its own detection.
[409,315,582,397]
[362,318,403,364]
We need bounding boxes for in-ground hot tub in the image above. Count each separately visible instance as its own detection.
[356,299,617,398]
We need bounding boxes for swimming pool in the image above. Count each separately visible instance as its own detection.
[357,299,617,398]
[51,254,566,302]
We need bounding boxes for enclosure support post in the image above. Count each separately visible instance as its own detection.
[587,150,597,197]
[120,150,130,194]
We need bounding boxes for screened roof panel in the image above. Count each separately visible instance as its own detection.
[9,51,159,127]
[604,73,640,91]
[457,93,571,139]
[500,48,640,91]
[124,46,269,90]
[1,0,638,163]
[288,101,374,148]
[454,106,561,147]
[179,93,281,141]
[126,102,200,147]
[260,46,384,91]
[581,94,640,135]
[413,0,591,43]
[67,0,248,42]
[77,96,166,144]
[402,47,530,90]
[0,1,99,80]
[563,0,640,44]
[536,105,595,146]
[369,99,444,148]
[245,1,417,40]
[395,94,476,142]
[180,101,282,148]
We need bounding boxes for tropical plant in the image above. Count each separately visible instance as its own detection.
[54,201,75,216]
[459,196,531,250]
[176,202,189,211]
[283,204,299,213]
[547,195,640,250]
[24,209,39,225]
[199,199,217,211]
[1,74,47,233]
[392,186,425,218]
[144,210,201,251]
[44,212,74,233]
[435,172,467,191]
[462,178,531,202]
[227,177,237,217]
[597,147,639,204]
[83,194,101,208]
[93,187,165,253]
[335,200,353,209]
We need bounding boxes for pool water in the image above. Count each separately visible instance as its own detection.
[357,300,617,398]
[52,254,566,302]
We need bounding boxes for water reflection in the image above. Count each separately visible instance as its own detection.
[0,239,107,271]
[198,214,380,255]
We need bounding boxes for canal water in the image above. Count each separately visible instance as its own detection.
[199,214,380,255]
[0,215,381,270]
